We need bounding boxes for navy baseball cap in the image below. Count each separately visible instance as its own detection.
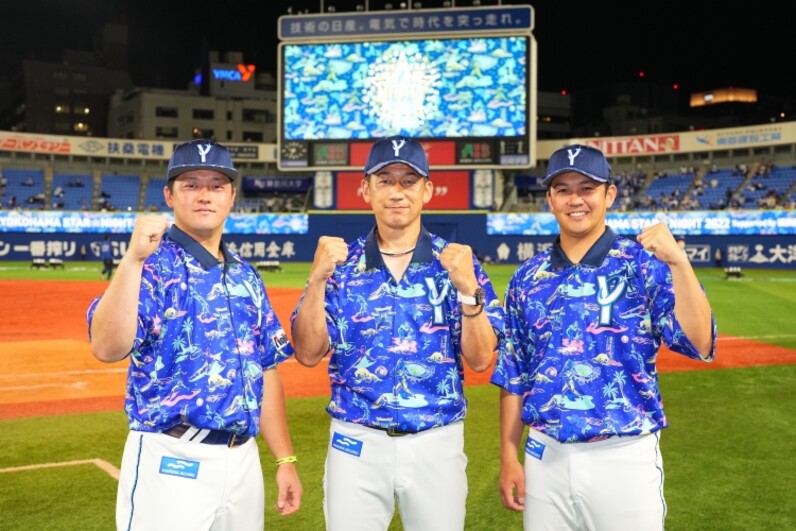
[364,136,429,178]
[167,139,240,181]
[542,144,611,186]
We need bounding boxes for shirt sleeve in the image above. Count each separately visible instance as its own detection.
[645,254,717,362]
[490,266,530,396]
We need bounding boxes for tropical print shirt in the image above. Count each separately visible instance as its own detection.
[293,226,505,433]
[87,225,293,436]
[491,227,717,443]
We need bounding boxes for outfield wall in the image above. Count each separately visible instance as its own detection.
[0,211,794,269]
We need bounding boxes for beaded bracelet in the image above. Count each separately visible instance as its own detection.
[462,304,485,318]
[275,455,298,466]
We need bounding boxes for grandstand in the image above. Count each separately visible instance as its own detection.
[0,162,314,214]
[2,121,796,215]
[51,173,92,210]
[143,177,168,212]
[2,168,45,209]
[2,157,795,215]
[506,160,796,214]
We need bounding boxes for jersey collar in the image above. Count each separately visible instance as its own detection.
[167,224,235,269]
[364,225,434,270]
[550,226,618,268]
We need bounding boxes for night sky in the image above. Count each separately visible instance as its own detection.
[1,0,792,100]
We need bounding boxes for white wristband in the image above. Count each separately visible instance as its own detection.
[459,293,477,305]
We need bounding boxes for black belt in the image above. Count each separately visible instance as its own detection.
[164,423,251,448]
[371,426,415,437]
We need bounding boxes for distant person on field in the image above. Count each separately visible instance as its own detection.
[86,139,302,530]
[99,234,113,279]
[492,144,717,530]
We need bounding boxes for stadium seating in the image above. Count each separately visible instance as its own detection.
[2,160,794,214]
[641,172,695,211]
[98,173,141,211]
[696,169,745,210]
[51,173,92,210]
[3,168,45,209]
[143,177,169,211]
[740,166,796,208]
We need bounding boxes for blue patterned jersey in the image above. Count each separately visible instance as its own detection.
[491,227,717,443]
[87,226,293,436]
[293,227,504,433]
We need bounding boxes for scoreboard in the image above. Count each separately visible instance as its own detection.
[276,5,536,172]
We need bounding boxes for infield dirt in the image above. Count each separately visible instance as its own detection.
[2,279,795,420]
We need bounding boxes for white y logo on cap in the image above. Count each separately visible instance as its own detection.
[566,147,582,166]
[196,144,212,163]
[390,139,406,156]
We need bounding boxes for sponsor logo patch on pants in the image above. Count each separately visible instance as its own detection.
[332,432,363,457]
[525,437,545,460]
[160,457,200,479]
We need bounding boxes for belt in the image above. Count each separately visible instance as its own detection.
[371,425,415,437]
[164,423,251,448]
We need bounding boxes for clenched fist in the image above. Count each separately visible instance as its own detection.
[636,222,687,266]
[309,236,348,283]
[128,214,171,262]
[439,243,478,294]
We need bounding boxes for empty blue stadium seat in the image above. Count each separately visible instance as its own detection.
[99,174,141,211]
[143,177,169,211]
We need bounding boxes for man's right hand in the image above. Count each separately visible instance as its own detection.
[309,236,348,283]
[128,215,171,262]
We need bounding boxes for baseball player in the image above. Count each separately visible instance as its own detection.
[290,136,505,531]
[87,139,302,530]
[491,144,717,530]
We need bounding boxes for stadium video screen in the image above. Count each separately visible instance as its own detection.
[279,36,529,142]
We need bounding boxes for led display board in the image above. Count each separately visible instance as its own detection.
[277,33,535,171]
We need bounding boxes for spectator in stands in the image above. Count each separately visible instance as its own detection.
[737,163,748,176]
[22,177,33,186]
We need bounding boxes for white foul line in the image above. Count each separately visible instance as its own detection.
[0,458,120,480]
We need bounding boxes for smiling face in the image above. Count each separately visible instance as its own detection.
[361,162,432,233]
[546,172,616,246]
[164,170,235,240]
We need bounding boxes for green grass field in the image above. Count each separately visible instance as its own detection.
[1,261,795,530]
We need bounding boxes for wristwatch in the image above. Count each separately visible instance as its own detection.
[460,287,485,306]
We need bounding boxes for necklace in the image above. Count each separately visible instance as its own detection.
[379,246,416,257]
